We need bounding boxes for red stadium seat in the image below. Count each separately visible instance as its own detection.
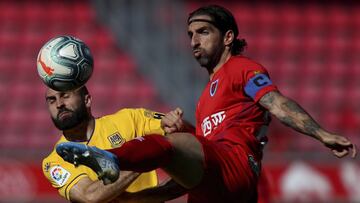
[0,0,166,149]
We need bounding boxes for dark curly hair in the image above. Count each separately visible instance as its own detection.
[188,5,247,55]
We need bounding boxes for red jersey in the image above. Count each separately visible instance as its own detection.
[195,56,278,148]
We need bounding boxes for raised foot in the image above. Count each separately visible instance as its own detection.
[56,142,120,185]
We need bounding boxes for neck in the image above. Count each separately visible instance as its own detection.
[63,116,95,142]
[208,50,232,80]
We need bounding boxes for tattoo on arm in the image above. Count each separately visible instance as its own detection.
[303,119,321,135]
[260,91,322,138]
[278,100,321,135]
[281,116,297,128]
[259,91,276,109]
[283,100,306,114]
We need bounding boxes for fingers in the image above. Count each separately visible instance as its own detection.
[164,126,178,134]
[331,144,357,159]
[174,107,183,116]
[324,134,357,158]
[162,116,181,132]
[161,108,184,133]
[335,137,357,158]
[332,149,349,158]
[167,110,183,130]
[337,136,352,146]
[351,144,357,158]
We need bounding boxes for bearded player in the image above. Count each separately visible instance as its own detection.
[56,5,357,203]
[42,86,185,202]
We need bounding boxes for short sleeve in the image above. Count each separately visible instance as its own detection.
[42,154,96,200]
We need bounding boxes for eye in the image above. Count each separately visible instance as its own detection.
[201,29,209,34]
[46,98,55,104]
[187,31,193,39]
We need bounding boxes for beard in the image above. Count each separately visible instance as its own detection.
[194,44,225,70]
[51,103,89,131]
[195,54,211,68]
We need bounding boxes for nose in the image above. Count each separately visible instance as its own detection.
[56,98,65,108]
[191,34,200,48]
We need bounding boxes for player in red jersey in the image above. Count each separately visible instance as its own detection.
[56,5,357,203]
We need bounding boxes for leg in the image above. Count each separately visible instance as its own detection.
[162,133,205,188]
[109,133,205,188]
[57,133,205,188]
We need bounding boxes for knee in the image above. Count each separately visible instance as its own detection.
[165,133,203,158]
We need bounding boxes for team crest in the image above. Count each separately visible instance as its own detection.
[107,132,125,147]
[210,79,219,97]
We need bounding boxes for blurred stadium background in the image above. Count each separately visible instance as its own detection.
[0,0,359,202]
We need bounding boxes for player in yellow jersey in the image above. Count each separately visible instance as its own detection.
[42,86,184,202]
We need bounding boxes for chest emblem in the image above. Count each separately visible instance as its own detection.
[107,132,125,147]
[210,79,219,97]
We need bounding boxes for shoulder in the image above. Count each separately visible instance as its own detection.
[42,136,66,163]
[220,56,267,82]
[42,150,58,171]
[103,108,162,120]
[228,56,273,82]
[98,108,134,121]
[41,145,71,189]
[42,137,68,172]
[42,140,91,189]
[227,56,265,71]
[98,108,157,127]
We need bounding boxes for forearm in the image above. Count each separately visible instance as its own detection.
[260,91,357,158]
[70,171,140,203]
[260,91,326,141]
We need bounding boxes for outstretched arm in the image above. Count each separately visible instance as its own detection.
[259,91,357,158]
[114,178,188,203]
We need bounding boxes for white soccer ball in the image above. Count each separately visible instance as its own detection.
[37,36,94,91]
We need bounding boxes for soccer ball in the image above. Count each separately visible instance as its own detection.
[37,35,94,91]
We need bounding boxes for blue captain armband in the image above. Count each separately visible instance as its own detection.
[244,73,273,99]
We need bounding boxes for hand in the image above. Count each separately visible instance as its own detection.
[161,107,184,134]
[321,133,357,158]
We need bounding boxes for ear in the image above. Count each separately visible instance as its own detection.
[84,94,92,108]
[223,30,235,46]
